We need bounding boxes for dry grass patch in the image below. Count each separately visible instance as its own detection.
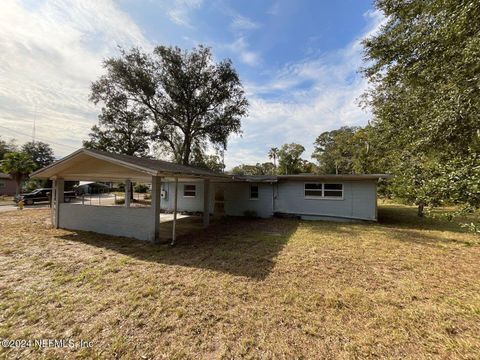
[0,205,479,359]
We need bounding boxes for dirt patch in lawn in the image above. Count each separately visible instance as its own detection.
[0,206,479,359]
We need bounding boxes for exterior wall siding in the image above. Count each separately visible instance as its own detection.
[223,183,274,218]
[160,181,214,213]
[159,180,377,221]
[274,180,377,221]
[58,203,154,241]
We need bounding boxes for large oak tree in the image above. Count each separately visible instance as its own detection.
[89,45,248,165]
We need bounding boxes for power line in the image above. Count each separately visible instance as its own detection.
[0,124,79,151]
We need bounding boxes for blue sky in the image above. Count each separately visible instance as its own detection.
[0,0,383,168]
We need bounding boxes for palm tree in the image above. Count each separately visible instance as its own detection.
[268,147,279,174]
[1,152,36,196]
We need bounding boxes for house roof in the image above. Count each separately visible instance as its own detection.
[276,174,390,181]
[232,174,390,182]
[85,149,226,178]
[31,148,390,183]
[31,148,229,181]
[0,172,12,179]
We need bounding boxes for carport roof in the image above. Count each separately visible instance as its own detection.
[31,148,228,181]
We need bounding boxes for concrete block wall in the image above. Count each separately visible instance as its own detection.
[59,203,154,241]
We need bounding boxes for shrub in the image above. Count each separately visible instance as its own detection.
[134,183,149,193]
[115,198,125,205]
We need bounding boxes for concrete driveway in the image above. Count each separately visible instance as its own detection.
[0,204,50,212]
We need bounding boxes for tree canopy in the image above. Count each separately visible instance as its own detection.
[22,141,55,170]
[0,137,17,161]
[277,143,312,175]
[83,99,150,157]
[1,152,36,195]
[312,126,386,175]
[230,162,275,176]
[89,45,248,165]
[361,0,480,216]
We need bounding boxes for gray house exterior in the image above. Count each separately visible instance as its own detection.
[160,175,380,221]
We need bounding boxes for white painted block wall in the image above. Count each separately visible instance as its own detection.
[59,203,154,241]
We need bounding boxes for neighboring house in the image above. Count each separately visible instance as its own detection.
[0,173,16,196]
[31,148,389,242]
[74,181,110,195]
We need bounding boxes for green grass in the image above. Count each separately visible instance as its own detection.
[0,204,479,359]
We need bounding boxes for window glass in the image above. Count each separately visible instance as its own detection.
[305,183,323,197]
[250,185,259,199]
[305,190,323,197]
[324,190,343,197]
[183,184,196,197]
[324,183,342,190]
[0,180,5,188]
[305,183,343,198]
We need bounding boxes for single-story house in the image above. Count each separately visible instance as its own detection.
[31,148,388,242]
[0,173,16,196]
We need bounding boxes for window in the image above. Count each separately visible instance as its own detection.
[324,183,343,198]
[0,180,5,188]
[250,185,259,200]
[304,183,343,199]
[304,183,323,197]
[183,184,196,197]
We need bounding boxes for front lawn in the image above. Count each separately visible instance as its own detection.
[0,205,479,359]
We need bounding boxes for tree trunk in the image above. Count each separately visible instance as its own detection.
[182,137,191,165]
[14,174,22,196]
[15,179,21,197]
[417,203,425,217]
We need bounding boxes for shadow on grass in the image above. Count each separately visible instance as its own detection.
[296,205,476,247]
[374,205,477,246]
[377,205,470,234]
[55,217,298,280]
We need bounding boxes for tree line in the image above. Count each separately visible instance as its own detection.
[0,138,55,195]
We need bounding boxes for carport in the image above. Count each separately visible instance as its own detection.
[31,148,229,243]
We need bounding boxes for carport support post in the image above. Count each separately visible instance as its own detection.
[171,177,178,245]
[203,179,210,228]
[125,180,131,207]
[54,178,64,229]
[151,176,161,242]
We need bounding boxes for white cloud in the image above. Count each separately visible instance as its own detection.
[167,0,203,28]
[226,37,260,67]
[230,15,260,31]
[223,10,386,169]
[0,0,151,156]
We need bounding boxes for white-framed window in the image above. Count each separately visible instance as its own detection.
[183,184,196,197]
[250,185,259,200]
[0,180,5,188]
[304,183,343,199]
